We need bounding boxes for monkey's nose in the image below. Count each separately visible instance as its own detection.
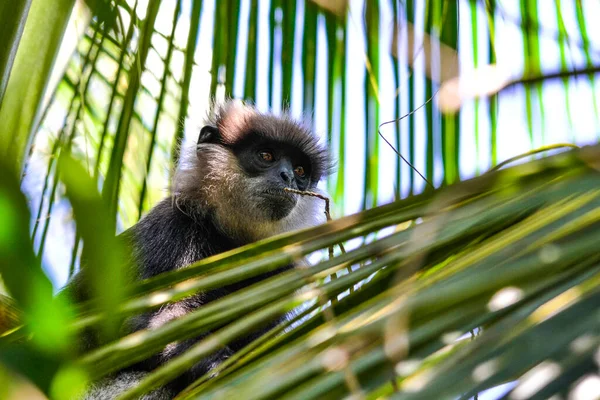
[278,159,295,185]
[280,170,292,183]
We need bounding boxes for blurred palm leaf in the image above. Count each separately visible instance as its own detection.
[4,144,600,399]
[0,0,76,175]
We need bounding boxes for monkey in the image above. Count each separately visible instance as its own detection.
[66,100,332,399]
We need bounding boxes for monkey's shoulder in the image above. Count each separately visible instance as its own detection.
[124,198,238,279]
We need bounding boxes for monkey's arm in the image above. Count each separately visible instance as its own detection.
[113,200,241,388]
[73,198,291,395]
[82,371,174,400]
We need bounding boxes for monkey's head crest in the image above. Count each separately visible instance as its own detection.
[173,100,333,242]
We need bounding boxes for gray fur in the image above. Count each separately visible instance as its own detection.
[202,100,331,180]
[173,144,326,242]
[173,101,331,242]
[83,372,173,399]
[76,100,332,399]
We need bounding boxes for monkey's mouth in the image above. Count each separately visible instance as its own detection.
[262,188,295,200]
[260,189,297,220]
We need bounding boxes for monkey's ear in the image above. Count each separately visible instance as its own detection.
[198,125,220,144]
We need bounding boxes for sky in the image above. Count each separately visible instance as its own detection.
[30,0,600,299]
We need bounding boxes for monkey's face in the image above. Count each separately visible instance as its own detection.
[233,136,313,221]
[175,102,331,242]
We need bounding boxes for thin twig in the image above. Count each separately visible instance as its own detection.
[284,188,347,254]
[284,188,360,397]
[284,188,332,220]
[377,90,439,190]
[505,66,600,91]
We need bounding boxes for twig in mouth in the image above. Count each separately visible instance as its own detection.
[283,188,346,255]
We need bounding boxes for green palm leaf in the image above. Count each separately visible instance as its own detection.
[2,1,600,399]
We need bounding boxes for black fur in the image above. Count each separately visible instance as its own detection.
[67,102,331,399]
[70,199,292,398]
[134,199,289,393]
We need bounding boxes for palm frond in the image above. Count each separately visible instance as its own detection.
[2,0,600,398]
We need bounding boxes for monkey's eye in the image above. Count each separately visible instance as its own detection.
[294,166,305,177]
[259,151,274,162]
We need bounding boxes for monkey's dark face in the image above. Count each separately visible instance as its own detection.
[175,102,331,241]
[232,135,313,221]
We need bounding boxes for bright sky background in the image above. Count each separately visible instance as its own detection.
[32,0,600,292]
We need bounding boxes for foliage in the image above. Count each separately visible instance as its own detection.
[1,0,600,399]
